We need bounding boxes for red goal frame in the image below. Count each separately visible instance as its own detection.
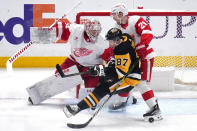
[76,11,197,24]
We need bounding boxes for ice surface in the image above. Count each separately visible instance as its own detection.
[0,68,197,131]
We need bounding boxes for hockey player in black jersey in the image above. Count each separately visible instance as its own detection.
[63,28,142,118]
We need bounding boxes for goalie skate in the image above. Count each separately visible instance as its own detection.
[108,95,129,112]
[108,95,137,111]
[63,105,81,118]
[108,101,127,112]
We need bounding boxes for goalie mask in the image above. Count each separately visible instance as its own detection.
[111,3,128,17]
[84,19,102,43]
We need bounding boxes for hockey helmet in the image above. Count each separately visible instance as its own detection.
[105,28,122,41]
[84,18,102,43]
[111,3,128,17]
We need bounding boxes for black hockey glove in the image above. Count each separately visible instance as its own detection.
[107,58,115,68]
[89,65,105,76]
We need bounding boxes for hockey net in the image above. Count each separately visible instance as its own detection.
[76,11,197,89]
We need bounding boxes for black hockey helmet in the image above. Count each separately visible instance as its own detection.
[105,28,122,41]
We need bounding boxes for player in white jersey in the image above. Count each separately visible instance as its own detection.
[27,19,113,104]
[54,18,113,92]
[109,3,162,120]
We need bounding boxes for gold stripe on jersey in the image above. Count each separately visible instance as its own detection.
[122,34,135,49]
[109,78,140,92]
[115,53,131,77]
[130,40,139,59]
[109,82,121,93]
[84,97,92,108]
[109,81,129,92]
[122,36,127,42]
[125,78,140,87]
[131,40,135,49]
[89,93,99,104]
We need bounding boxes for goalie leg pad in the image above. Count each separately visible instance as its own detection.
[26,65,83,104]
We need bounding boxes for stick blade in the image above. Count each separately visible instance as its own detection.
[67,118,92,129]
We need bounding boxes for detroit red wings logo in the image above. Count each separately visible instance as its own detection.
[73,48,93,57]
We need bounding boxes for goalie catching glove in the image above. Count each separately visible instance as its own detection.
[89,65,105,76]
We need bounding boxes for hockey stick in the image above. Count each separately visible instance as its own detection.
[67,58,140,128]
[56,64,90,78]
[6,1,82,73]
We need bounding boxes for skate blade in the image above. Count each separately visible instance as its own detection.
[108,107,126,112]
[144,114,163,122]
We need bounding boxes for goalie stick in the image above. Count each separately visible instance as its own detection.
[6,1,82,73]
[67,58,140,129]
[56,64,90,78]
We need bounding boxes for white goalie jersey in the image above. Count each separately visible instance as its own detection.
[30,22,111,66]
[55,22,110,66]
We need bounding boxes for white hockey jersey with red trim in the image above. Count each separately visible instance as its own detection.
[55,22,111,66]
[114,15,156,59]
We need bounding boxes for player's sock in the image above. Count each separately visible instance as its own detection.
[78,92,100,110]
[138,81,157,108]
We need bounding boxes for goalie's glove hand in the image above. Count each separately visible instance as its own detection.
[89,65,105,76]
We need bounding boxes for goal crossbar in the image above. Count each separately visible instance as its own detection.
[76,11,197,24]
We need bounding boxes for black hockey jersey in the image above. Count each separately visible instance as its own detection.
[113,33,141,80]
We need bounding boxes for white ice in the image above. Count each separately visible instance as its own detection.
[0,68,197,131]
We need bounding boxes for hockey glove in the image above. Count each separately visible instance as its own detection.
[107,58,115,68]
[89,65,105,76]
[136,43,147,60]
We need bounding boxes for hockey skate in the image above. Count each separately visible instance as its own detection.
[143,103,163,123]
[108,101,127,111]
[63,105,81,118]
[108,96,130,111]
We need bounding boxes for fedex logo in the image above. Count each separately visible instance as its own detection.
[0,4,69,45]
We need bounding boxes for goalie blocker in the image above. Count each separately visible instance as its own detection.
[26,65,83,104]
[30,27,57,44]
